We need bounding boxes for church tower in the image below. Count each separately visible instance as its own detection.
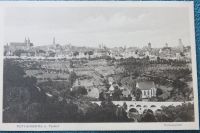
[178,38,184,52]
[53,37,56,45]
[27,38,30,46]
[24,37,27,44]
[148,42,152,50]
[165,43,168,47]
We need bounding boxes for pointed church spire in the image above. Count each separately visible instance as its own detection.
[28,37,30,42]
[53,37,56,45]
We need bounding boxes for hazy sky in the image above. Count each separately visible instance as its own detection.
[3,5,191,48]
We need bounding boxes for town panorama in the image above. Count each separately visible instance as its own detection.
[3,37,194,123]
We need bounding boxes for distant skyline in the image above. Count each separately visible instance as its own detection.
[3,4,192,48]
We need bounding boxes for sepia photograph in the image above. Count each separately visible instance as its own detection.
[0,1,199,130]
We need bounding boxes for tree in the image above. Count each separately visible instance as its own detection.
[99,100,118,122]
[155,109,169,122]
[4,60,25,88]
[180,52,185,57]
[146,55,150,61]
[73,51,79,58]
[3,60,46,122]
[112,86,122,101]
[140,109,157,122]
[102,79,110,90]
[88,51,94,59]
[76,86,87,95]
[157,56,160,62]
[69,60,73,68]
[161,103,194,122]
[115,106,129,122]
[84,52,88,56]
[135,88,142,101]
[99,91,105,101]
[131,85,137,96]
[122,102,127,111]
[69,71,77,86]
[156,88,163,97]
[70,86,87,97]
[171,79,188,100]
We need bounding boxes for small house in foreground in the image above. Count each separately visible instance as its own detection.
[136,81,157,99]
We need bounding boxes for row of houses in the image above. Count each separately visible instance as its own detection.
[4,38,191,61]
[72,77,158,101]
[107,80,157,100]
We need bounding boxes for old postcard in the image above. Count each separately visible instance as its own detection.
[0,1,199,131]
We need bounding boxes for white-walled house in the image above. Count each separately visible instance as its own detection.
[109,84,115,91]
[136,81,157,99]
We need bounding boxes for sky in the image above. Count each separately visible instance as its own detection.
[3,4,192,48]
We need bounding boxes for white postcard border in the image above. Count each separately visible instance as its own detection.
[0,1,198,131]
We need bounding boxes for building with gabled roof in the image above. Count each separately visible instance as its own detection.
[136,81,157,99]
[5,38,33,56]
